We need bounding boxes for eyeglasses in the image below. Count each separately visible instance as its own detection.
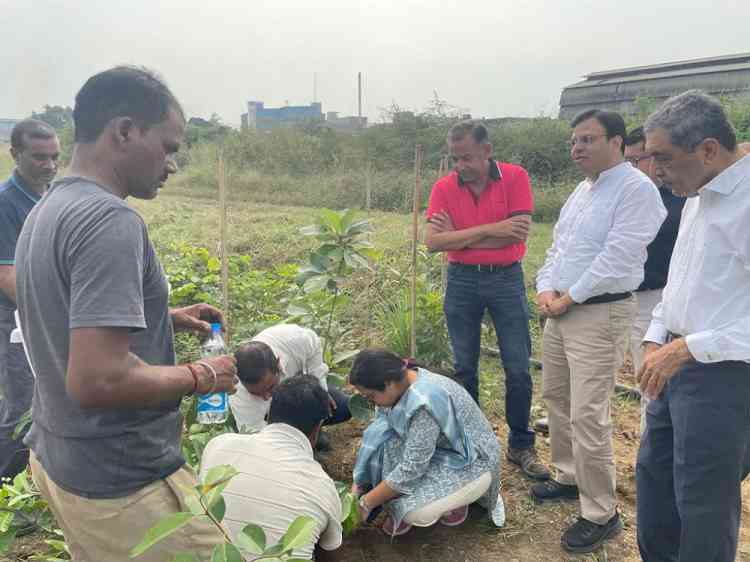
[626,154,654,166]
[569,134,605,148]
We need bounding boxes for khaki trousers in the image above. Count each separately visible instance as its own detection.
[541,297,634,524]
[30,452,225,562]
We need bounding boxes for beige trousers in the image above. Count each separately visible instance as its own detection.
[30,452,225,562]
[629,289,662,434]
[541,297,635,525]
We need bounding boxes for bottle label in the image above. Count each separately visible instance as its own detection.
[197,392,228,412]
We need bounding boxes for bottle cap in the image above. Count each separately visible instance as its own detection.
[211,322,222,333]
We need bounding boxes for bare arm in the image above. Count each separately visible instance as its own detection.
[424,213,530,252]
[424,221,489,252]
[0,265,15,304]
[67,326,237,409]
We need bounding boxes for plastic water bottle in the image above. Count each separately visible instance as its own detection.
[197,323,228,424]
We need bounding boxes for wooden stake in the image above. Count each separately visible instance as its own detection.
[410,145,424,358]
[218,151,230,340]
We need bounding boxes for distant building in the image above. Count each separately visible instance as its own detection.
[559,52,750,120]
[0,119,21,142]
[241,101,323,131]
[324,112,367,132]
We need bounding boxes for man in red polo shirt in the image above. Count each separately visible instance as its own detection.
[425,120,548,481]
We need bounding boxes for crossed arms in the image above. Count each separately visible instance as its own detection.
[424,212,531,252]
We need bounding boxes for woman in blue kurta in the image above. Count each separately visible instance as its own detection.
[350,349,504,536]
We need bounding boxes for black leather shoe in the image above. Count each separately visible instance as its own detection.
[561,512,623,554]
[530,479,579,503]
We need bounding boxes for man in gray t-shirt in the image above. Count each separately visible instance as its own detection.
[15,67,238,562]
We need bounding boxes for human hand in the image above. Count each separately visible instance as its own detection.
[357,494,374,521]
[429,211,455,233]
[195,355,238,395]
[536,291,559,317]
[546,293,574,317]
[484,216,530,240]
[637,339,692,400]
[328,394,337,417]
[171,303,225,336]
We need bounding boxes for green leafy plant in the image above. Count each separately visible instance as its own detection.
[130,465,315,562]
[0,470,63,558]
[293,209,372,361]
[334,482,361,536]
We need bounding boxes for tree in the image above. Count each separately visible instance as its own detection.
[30,105,73,130]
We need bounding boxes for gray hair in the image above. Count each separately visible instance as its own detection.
[448,120,489,144]
[10,119,57,151]
[644,90,737,151]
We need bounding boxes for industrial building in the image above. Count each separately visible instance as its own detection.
[559,52,750,119]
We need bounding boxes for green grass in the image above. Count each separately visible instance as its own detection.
[0,144,13,178]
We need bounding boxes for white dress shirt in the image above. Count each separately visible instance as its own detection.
[229,324,329,432]
[537,162,666,302]
[644,155,750,363]
[200,425,343,560]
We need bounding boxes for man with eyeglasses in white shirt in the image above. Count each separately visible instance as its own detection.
[532,109,666,554]
[623,127,685,434]
[636,90,750,562]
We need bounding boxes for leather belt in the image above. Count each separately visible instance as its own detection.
[581,292,632,305]
[449,262,519,273]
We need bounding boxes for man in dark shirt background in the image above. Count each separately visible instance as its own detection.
[623,126,684,432]
[0,119,60,480]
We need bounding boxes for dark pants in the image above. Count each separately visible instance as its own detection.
[324,386,352,426]
[637,360,750,562]
[443,262,535,450]
[0,307,34,479]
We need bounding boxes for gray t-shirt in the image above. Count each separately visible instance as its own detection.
[15,177,183,499]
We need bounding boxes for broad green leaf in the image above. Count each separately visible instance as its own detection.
[280,516,316,553]
[303,275,330,293]
[206,257,221,273]
[348,219,373,235]
[331,349,359,366]
[326,373,346,388]
[129,512,194,558]
[207,495,226,522]
[340,208,357,232]
[0,529,16,553]
[200,465,238,494]
[260,543,285,557]
[340,491,353,522]
[343,249,369,270]
[235,523,265,554]
[320,209,344,233]
[179,485,204,516]
[286,304,311,317]
[171,554,200,562]
[12,409,32,440]
[210,543,243,562]
[0,512,13,534]
[348,393,375,422]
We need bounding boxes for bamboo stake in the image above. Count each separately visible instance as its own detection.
[410,145,424,358]
[218,151,230,341]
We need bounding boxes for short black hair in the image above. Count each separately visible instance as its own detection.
[349,349,406,392]
[571,109,627,153]
[268,375,329,435]
[235,341,280,386]
[10,119,57,151]
[624,126,646,147]
[448,120,490,145]
[73,65,184,143]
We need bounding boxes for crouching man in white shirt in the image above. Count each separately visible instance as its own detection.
[229,324,351,450]
[202,374,344,561]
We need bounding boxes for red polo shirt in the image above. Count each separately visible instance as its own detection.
[425,160,533,265]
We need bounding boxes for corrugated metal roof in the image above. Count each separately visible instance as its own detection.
[566,61,750,89]
[584,52,750,81]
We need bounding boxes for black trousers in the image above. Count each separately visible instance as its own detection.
[637,360,750,562]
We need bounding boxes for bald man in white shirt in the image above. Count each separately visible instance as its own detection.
[637,91,750,562]
[532,109,666,554]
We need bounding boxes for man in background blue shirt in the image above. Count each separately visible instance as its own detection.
[0,119,60,479]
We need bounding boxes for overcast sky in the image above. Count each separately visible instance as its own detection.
[2,0,748,126]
